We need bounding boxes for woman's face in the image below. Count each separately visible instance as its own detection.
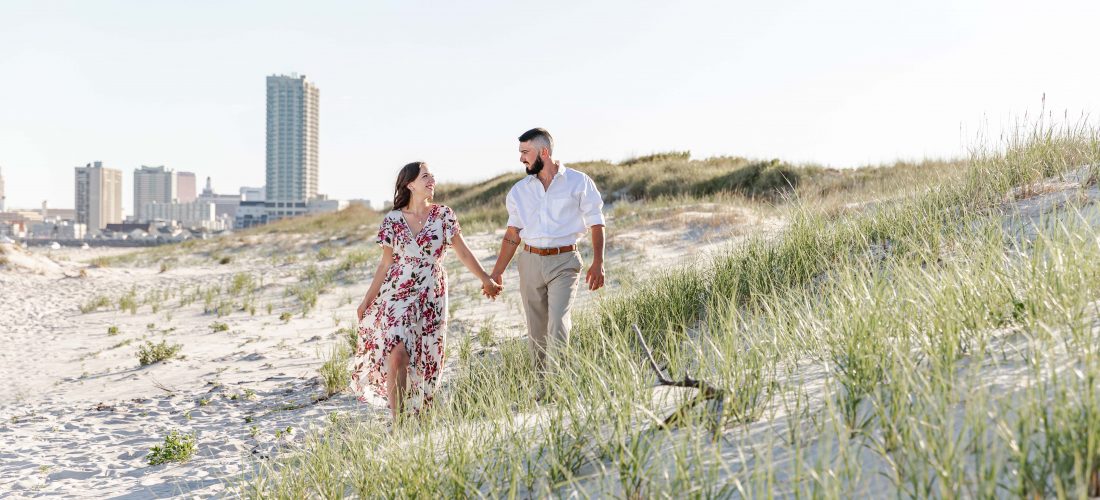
[406,164,436,200]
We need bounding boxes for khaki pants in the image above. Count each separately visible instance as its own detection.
[517,250,582,374]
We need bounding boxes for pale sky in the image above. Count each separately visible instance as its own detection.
[1,0,1098,212]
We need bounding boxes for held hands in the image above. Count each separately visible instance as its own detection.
[585,260,605,291]
[482,273,504,300]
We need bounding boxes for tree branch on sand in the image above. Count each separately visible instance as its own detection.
[632,325,726,441]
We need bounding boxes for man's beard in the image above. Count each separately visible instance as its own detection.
[525,156,544,176]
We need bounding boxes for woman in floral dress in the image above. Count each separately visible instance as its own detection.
[352,161,502,420]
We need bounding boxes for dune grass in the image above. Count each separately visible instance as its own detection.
[236,119,1100,497]
[434,154,964,232]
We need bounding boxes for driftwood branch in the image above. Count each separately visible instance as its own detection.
[633,325,727,441]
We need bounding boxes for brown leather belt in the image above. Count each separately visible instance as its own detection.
[524,244,576,256]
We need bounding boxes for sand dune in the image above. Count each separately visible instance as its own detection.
[0,205,760,497]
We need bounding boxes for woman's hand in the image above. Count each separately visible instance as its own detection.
[357,299,370,322]
[481,276,503,300]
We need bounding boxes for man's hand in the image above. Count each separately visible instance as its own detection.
[585,260,605,291]
[490,272,504,290]
[482,278,503,300]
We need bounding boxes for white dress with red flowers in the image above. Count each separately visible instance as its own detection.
[351,204,460,414]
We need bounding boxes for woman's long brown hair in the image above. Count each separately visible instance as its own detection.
[392,162,426,210]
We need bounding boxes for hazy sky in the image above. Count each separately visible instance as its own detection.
[2,0,1098,212]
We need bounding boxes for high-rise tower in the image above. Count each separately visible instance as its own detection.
[74,161,123,230]
[265,73,319,220]
[133,165,178,222]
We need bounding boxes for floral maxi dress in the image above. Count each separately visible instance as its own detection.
[351,205,460,414]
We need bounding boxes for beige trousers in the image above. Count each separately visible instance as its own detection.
[517,250,583,374]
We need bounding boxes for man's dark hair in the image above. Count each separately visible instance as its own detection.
[518,128,554,155]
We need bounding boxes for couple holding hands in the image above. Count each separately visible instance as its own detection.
[350,128,607,419]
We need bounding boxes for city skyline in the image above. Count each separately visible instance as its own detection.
[4,164,246,214]
[2,1,1100,210]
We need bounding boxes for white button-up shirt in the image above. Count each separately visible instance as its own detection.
[506,165,606,248]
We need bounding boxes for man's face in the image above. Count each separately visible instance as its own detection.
[519,141,544,175]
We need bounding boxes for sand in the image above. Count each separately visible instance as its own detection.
[0,204,765,497]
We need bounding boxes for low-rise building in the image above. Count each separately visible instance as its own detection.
[142,200,228,231]
[29,220,86,240]
[306,195,348,215]
[235,200,268,229]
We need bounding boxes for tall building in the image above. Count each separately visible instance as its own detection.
[177,171,197,203]
[0,166,6,212]
[133,165,178,222]
[265,73,320,220]
[74,161,123,231]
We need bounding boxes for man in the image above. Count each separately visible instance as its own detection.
[489,128,606,387]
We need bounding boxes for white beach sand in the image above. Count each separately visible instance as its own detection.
[0,205,765,497]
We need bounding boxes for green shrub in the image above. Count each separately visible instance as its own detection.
[138,340,182,366]
[107,326,120,336]
[210,321,229,333]
[147,430,195,465]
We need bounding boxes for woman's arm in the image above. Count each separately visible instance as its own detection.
[357,246,394,321]
[450,232,502,298]
[450,232,492,283]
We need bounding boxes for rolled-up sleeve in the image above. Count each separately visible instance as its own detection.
[580,174,605,227]
[506,187,524,229]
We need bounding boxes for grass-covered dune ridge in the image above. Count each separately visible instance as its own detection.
[433,154,964,231]
[242,120,1100,498]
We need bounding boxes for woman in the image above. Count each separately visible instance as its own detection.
[351,161,502,420]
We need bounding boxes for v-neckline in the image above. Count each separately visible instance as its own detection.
[399,205,435,241]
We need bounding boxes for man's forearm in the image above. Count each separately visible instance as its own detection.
[492,229,522,276]
[590,225,605,264]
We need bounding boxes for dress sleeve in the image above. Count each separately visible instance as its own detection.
[376,216,394,248]
[443,206,461,245]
